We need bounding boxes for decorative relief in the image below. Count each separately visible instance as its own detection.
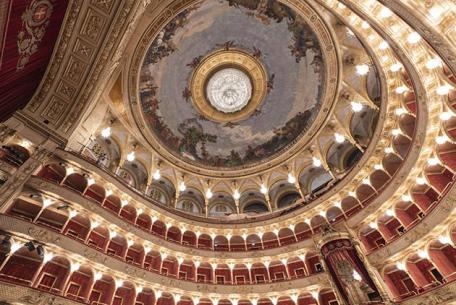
[28,227,60,244]
[91,0,115,14]
[43,97,67,121]
[64,57,86,84]
[17,0,54,70]
[56,81,76,100]
[81,9,104,42]
[73,39,94,61]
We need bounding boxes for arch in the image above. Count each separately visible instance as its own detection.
[0,245,42,285]
[35,256,71,293]
[243,201,269,214]
[63,173,87,193]
[36,163,66,183]
[107,235,128,258]
[136,213,152,231]
[246,234,261,250]
[182,230,197,247]
[64,264,94,301]
[63,213,91,241]
[0,144,30,166]
[276,192,300,209]
[84,183,106,203]
[89,274,115,305]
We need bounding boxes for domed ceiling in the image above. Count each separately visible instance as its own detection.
[138,0,333,172]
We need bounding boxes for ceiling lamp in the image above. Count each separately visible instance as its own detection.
[127,151,136,162]
[334,133,346,143]
[355,64,369,75]
[418,250,429,259]
[312,157,322,167]
[438,235,453,245]
[386,209,395,217]
[260,184,268,194]
[396,262,406,271]
[350,101,363,112]
[87,177,95,186]
[334,201,341,208]
[287,173,296,184]
[153,169,161,180]
[206,189,213,199]
[179,182,186,192]
[233,189,241,200]
[101,127,111,138]
[369,222,378,229]
[426,58,442,70]
[407,32,421,44]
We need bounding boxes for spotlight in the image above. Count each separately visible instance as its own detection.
[25,241,35,252]
[36,245,44,257]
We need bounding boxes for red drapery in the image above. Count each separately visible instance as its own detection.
[0,0,69,122]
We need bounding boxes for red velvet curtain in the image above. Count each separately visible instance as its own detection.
[321,239,380,304]
[0,0,69,122]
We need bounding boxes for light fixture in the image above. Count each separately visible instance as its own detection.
[379,7,392,18]
[66,167,74,175]
[437,84,453,96]
[374,163,383,170]
[153,170,161,180]
[310,291,319,300]
[334,133,345,143]
[379,41,389,50]
[206,189,213,199]
[115,279,124,289]
[396,262,406,271]
[319,210,326,217]
[260,184,268,194]
[69,210,78,218]
[429,6,443,21]
[126,151,135,162]
[71,262,81,272]
[43,252,54,263]
[361,21,370,29]
[439,112,453,121]
[436,135,449,144]
[427,158,440,166]
[401,194,411,202]
[94,271,103,281]
[312,157,322,167]
[395,86,408,94]
[43,198,53,208]
[287,173,296,184]
[384,147,394,154]
[392,129,402,136]
[416,177,426,185]
[179,182,186,192]
[334,201,341,208]
[438,235,452,245]
[418,250,429,259]
[105,189,113,197]
[233,189,240,200]
[407,32,421,44]
[353,270,362,281]
[426,58,442,70]
[101,127,111,138]
[386,209,395,217]
[350,101,363,112]
[87,177,95,186]
[121,199,128,207]
[369,222,378,229]
[390,63,402,72]
[362,178,370,185]
[395,108,407,116]
[355,64,369,75]
[155,290,163,299]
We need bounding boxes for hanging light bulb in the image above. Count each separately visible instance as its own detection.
[355,64,369,75]
[233,189,241,200]
[350,101,363,112]
[260,184,268,194]
[101,127,111,138]
[153,169,161,180]
[312,157,322,167]
[334,133,345,143]
[287,173,296,184]
[127,151,136,162]
[179,182,186,192]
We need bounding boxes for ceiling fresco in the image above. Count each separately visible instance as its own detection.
[139,0,325,169]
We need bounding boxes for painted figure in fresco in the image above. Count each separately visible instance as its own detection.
[139,0,324,168]
[335,260,376,305]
